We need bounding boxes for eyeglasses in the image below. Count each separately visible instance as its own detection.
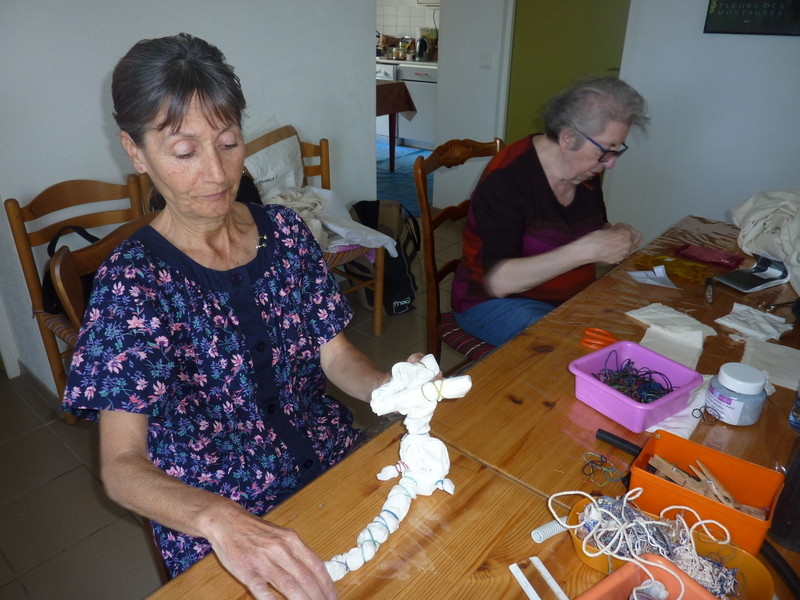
[576,129,628,164]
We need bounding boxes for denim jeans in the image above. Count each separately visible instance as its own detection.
[453,297,555,347]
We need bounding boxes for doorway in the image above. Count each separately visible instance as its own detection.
[504,0,631,142]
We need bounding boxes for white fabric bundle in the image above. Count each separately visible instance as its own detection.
[325,355,472,581]
[732,189,800,295]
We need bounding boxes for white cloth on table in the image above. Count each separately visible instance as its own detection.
[742,339,800,391]
[626,303,717,338]
[639,324,704,370]
[646,375,711,438]
[714,302,793,342]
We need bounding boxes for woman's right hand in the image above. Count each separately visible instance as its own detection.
[206,505,337,600]
[99,410,336,600]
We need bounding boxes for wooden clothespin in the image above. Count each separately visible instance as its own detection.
[647,455,708,497]
[690,460,736,507]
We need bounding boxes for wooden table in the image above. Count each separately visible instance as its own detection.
[432,215,799,496]
[376,80,416,173]
[147,425,611,599]
[429,215,800,597]
[146,215,799,599]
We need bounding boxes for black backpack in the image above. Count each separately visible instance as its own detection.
[348,200,420,315]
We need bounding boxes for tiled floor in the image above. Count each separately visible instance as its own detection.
[0,213,466,599]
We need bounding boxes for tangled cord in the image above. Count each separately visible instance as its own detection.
[593,351,675,404]
[547,488,741,600]
[582,452,625,487]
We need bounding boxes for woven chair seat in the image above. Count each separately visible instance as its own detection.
[439,312,494,362]
[38,311,80,347]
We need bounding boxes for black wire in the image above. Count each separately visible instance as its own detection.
[761,539,800,599]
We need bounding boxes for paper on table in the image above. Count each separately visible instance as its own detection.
[742,339,800,391]
[639,324,704,370]
[628,264,680,288]
[626,303,717,338]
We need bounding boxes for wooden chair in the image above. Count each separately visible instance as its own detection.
[4,176,145,422]
[50,213,158,329]
[246,126,385,335]
[413,138,504,370]
[48,211,170,585]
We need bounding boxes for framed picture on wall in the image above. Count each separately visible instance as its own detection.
[704,1,800,35]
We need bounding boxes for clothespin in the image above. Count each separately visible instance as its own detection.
[690,461,736,507]
[647,455,708,496]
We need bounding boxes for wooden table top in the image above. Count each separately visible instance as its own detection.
[432,215,799,496]
[146,216,799,599]
[146,424,612,599]
[429,215,799,597]
[376,80,416,117]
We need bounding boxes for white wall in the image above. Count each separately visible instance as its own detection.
[605,0,800,243]
[431,0,515,208]
[0,0,376,392]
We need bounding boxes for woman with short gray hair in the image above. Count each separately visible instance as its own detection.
[451,76,649,346]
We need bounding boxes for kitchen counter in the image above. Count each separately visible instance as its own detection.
[376,58,438,67]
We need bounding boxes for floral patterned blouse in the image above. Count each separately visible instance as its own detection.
[63,203,361,577]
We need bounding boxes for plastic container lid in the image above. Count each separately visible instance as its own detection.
[717,363,766,395]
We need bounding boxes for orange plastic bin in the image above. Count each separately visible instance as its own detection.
[630,430,784,554]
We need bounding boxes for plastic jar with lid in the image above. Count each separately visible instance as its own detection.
[705,362,767,426]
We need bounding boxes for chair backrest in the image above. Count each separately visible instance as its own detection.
[3,175,145,400]
[413,137,504,358]
[51,212,158,329]
[244,124,331,189]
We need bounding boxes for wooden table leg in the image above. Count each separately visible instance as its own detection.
[388,113,397,173]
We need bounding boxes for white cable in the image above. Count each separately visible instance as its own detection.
[531,519,567,543]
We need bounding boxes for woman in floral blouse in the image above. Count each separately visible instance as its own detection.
[63,33,410,600]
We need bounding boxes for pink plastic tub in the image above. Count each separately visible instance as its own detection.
[568,341,703,433]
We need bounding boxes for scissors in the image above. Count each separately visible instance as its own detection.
[580,327,619,350]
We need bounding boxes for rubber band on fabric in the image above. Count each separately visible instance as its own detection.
[546,488,740,600]
[421,379,446,402]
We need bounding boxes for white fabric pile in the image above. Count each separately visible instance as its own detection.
[324,355,472,581]
[267,186,397,257]
[714,302,793,342]
[732,189,800,296]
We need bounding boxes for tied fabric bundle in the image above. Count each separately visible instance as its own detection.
[324,355,472,581]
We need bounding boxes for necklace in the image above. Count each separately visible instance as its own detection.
[257,234,269,249]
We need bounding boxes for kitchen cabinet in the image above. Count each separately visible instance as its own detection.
[397,63,437,149]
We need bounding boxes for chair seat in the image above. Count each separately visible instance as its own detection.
[322,246,374,269]
[439,312,494,362]
[38,311,80,347]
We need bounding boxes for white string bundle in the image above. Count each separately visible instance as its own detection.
[547,488,740,600]
[324,355,472,581]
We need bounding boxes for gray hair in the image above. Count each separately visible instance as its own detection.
[542,76,649,147]
[112,33,246,145]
